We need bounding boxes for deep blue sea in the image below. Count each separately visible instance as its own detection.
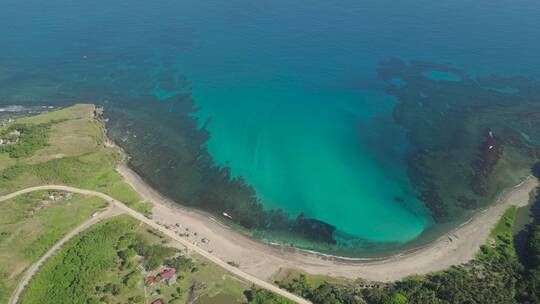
[1,0,540,253]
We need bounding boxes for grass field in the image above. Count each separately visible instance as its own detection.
[0,191,107,303]
[0,104,151,215]
[19,215,252,304]
[490,206,517,240]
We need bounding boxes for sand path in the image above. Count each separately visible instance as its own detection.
[117,164,538,282]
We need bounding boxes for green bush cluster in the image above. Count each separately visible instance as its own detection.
[19,217,138,304]
[132,236,176,270]
[517,214,540,302]
[0,121,63,158]
[277,275,359,304]
[19,216,181,304]
[165,256,196,273]
[244,288,293,304]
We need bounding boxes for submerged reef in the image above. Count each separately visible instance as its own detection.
[378,59,540,222]
[105,95,342,246]
[3,56,540,254]
[293,213,337,245]
[0,60,339,246]
[470,129,503,196]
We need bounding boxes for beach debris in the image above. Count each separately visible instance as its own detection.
[227,261,240,267]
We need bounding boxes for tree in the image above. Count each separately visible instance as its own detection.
[244,288,292,304]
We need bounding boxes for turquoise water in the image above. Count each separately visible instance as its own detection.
[190,83,428,241]
[422,71,462,82]
[1,0,540,252]
[151,66,429,241]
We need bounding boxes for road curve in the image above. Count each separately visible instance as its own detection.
[1,186,311,304]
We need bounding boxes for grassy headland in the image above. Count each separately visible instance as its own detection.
[0,104,151,215]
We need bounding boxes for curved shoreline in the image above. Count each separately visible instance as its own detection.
[115,156,538,281]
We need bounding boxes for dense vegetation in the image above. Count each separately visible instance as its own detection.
[0,121,60,158]
[244,288,293,304]
[517,183,540,304]
[19,215,259,304]
[0,191,105,303]
[19,216,177,304]
[20,218,131,303]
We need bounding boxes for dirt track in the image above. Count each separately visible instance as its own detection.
[0,185,311,304]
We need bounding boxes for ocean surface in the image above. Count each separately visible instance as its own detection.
[1,0,540,255]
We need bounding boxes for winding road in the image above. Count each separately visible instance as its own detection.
[1,185,311,304]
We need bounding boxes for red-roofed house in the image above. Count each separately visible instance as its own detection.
[151,299,164,304]
[146,275,157,285]
[158,268,176,280]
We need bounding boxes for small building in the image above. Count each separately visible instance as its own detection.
[166,275,177,286]
[151,299,164,304]
[146,275,157,286]
[158,268,176,280]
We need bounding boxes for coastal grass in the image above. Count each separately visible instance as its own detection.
[272,268,354,291]
[19,215,251,304]
[0,152,15,171]
[15,104,95,125]
[0,191,106,304]
[0,104,152,215]
[490,206,517,240]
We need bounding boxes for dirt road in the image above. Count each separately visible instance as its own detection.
[0,185,311,304]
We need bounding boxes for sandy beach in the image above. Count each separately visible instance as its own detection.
[116,163,538,282]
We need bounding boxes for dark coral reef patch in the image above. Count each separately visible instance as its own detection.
[379,59,540,222]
